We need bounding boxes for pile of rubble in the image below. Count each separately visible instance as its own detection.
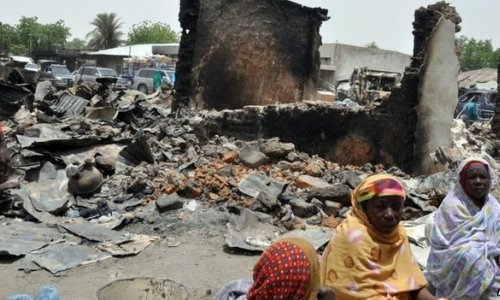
[0,78,498,274]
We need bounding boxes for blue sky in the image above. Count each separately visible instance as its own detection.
[1,0,498,54]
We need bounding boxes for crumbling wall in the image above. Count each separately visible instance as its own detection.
[414,17,460,174]
[196,2,461,174]
[174,0,328,111]
[199,103,405,167]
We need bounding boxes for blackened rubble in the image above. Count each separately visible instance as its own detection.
[0,1,498,276]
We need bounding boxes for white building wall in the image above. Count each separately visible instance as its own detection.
[319,43,411,85]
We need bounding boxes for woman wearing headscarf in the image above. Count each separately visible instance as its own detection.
[427,157,500,299]
[320,174,442,300]
[215,237,334,300]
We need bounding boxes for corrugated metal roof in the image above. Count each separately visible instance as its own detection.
[458,68,497,89]
[52,93,89,117]
[89,43,179,57]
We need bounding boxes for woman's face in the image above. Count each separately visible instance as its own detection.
[464,168,490,202]
[363,196,403,234]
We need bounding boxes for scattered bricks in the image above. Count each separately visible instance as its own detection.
[156,193,185,212]
[304,162,323,177]
[290,161,303,172]
[238,146,269,168]
[296,175,331,189]
[260,140,295,158]
[221,151,238,163]
[324,201,342,217]
[177,180,203,198]
[290,198,317,218]
[322,216,340,228]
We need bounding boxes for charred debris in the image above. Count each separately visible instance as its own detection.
[0,1,498,274]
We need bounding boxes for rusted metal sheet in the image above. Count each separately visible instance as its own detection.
[51,92,90,117]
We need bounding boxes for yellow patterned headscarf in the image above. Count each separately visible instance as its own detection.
[320,174,427,299]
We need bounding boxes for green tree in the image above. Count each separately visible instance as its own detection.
[0,17,69,56]
[17,17,69,54]
[457,36,499,71]
[65,38,87,50]
[86,13,123,50]
[127,21,179,44]
[0,23,22,54]
[365,42,378,49]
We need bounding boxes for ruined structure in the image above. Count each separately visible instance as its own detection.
[174,0,328,110]
[413,3,461,174]
[198,2,461,175]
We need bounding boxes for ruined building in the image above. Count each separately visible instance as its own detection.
[192,2,461,176]
[174,0,328,110]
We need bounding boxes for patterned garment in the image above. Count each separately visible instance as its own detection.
[247,237,320,300]
[320,174,428,299]
[427,157,500,299]
[215,278,253,300]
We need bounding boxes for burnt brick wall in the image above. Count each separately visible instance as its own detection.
[174,0,327,111]
[195,2,461,174]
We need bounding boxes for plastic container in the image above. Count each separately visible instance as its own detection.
[35,285,59,300]
[8,285,59,300]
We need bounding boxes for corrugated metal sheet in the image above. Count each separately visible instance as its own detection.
[52,92,89,117]
[458,68,497,89]
[0,219,63,256]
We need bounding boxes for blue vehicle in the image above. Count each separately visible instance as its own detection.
[454,89,496,121]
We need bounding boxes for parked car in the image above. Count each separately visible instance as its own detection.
[132,68,174,94]
[74,66,117,84]
[24,62,40,72]
[39,64,74,89]
[454,89,497,120]
[114,76,132,91]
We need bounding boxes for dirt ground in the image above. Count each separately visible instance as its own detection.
[0,208,260,299]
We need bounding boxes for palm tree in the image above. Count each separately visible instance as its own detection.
[86,13,124,50]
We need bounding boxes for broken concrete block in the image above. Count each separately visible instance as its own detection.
[290,198,316,218]
[221,151,238,163]
[338,171,362,189]
[316,90,335,102]
[304,162,323,177]
[296,175,331,189]
[305,183,352,206]
[260,140,295,158]
[256,191,279,210]
[238,146,269,168]
[156,193,185,212]
[324,201,342,217]
[35,81,56,102]
[277,161,291,170]
[178,180,203,198]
